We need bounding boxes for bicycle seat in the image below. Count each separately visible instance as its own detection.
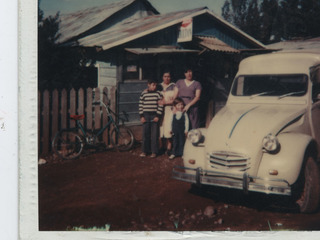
[70,114,85,120]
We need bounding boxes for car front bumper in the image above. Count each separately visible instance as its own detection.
[172,166,291,196]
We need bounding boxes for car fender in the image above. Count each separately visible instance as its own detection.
[257,132,314,185]
[183,128,207,172]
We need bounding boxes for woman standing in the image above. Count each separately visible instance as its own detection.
[176,67,202,129]
[159,71,178,154]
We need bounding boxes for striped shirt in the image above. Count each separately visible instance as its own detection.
[139,90,163,117]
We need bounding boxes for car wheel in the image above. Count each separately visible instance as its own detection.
[295,155,320,213]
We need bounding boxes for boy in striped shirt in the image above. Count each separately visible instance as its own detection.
[139,79,163,157]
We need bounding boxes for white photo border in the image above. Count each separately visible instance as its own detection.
[18,0,320,239]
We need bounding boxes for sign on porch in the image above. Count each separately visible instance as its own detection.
[178,18,193,42]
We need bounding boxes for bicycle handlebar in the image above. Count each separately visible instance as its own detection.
[92,101,129,124]
[92,101,108,108]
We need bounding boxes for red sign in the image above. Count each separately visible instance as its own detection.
[178,18,193,42]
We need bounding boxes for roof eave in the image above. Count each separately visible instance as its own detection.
[78,7,265,51]
[98,8,209,50]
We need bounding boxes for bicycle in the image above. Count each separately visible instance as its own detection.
[52,101,134,160]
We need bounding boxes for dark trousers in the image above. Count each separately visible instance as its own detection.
[172,130,185,156]
[187,106,199,129]
[142,112,159,154]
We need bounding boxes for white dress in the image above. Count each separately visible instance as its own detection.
[160,83,176,138]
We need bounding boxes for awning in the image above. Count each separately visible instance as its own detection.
[195,36,240,53]
[125,47,200,55]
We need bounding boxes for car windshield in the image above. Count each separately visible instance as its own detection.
[231,74,308,97]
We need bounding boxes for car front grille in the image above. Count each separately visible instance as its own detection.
[208,151,250,171]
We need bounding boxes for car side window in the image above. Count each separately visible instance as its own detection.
[311,65,320,102]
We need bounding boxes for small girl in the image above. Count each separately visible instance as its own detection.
[168,97,189,159]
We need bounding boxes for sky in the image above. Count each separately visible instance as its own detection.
[40,0,226,17]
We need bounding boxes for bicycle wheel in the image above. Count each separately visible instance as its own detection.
[110,126,134,151]
[52,130,84,160]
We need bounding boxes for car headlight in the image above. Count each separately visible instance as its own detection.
[262,134,280,152]
[187,129,202,145]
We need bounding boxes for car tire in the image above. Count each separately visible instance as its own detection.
[294,154,320,213]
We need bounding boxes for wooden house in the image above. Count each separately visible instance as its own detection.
[58,0,267,128]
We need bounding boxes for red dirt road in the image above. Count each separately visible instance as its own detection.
[39,147,320,231]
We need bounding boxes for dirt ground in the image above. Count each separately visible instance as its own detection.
[39,145,320,232]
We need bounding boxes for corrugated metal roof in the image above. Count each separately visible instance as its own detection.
[59,0,135,43]
[125,47,199,54]
[77,7,265,51]
[195,36,240,53]
[77,7,207,49]
[58,0,159,43]
[267,37,320,51]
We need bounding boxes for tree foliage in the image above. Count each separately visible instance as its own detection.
[222,0,320,44]
[222,0,261,40]
[259,0,280,43]
[38,5,97,90]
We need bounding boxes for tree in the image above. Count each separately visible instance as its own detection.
[276,0,320,40]
[222,0,248,28]
[243,0,260,40]
[222,0,320,44]
[38,4,97,90]
[260,0,280,43]
[299,0,320,38]
[221,0,232,23]
[222,0,260,40]
[278,0,306,39]
[38,11,62,89]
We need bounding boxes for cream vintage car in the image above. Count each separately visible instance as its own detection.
[173,50,320,213]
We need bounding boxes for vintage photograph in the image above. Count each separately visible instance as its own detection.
[21,0,320,237]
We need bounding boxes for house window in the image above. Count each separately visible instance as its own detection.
[123,53,156,81]
[124,62,140,80]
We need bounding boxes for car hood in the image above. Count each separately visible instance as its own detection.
[205,104,306,173]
